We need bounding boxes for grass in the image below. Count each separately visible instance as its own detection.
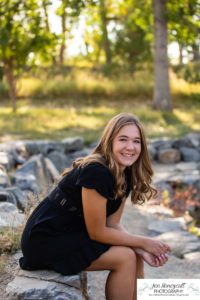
[0,68,200,144]
[0,101,200,144]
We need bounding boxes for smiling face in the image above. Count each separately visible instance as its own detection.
[112,124,142,170]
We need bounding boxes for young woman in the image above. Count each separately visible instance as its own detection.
[20,113,170,300]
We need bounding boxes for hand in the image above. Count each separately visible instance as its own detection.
[136,248,169,267]
[142,237,171,257]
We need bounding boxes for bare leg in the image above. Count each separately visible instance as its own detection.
[133,253,144,300]
[86,246,136,300]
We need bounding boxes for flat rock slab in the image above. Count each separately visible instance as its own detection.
[148,217,186,233]
[6,268,87,300]
[155,231,200,258]
[6,276,83,300]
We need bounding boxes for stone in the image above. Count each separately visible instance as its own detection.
[180,147,200,162]
[62,137,84,153]
[151,138,172,150]
[0,190,17,206]
[14,173,40,194]
[0,202,17,213]
[5,187,28,211]
[65,149,91,168]
[22,140,64,156]
[44,157,60,181]
[47,151,68,173]
[0,151,15,171]
[184,132,200,148]
[157,148,181,164]
[0,165,11,188]
[0,204,25,229]
[172,138,193,149]
[6,268,88,300]
[184,251,200,260]
[148,217,186,233]
[155,231,200,258]
[147,144,157,161]
[13,154,53,194]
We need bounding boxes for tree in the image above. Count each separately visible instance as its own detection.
[152,0,172,111]
[168,0,200,64]
[56,0,86,65]
[0,0,56,112]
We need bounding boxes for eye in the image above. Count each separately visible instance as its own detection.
[134,140,141,144]
[119,138,127,142]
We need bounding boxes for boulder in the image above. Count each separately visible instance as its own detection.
[0,165,11,188]
[158,148,181,164]
[6,268,88,300]
[148,217,186,233]
[62,137,84,153]
[180,147,200,162]
[184,132,200,148]
[0,202,25,229]
[0,190,17,206]
[147,144,157,161]
[0,151,15,171]
[5,187,28,211]
[47,151,68,173]
[13,154,53,194]
[155,231,200,258]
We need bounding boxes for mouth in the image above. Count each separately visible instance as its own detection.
[121,153,134,157]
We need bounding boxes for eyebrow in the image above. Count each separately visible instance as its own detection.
[118,135,141,139]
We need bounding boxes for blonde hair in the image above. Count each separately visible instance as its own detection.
[62,113,157,204]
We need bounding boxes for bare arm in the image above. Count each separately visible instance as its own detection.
[82,188,170,256]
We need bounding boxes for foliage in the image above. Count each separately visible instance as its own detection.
[173,62,200,83]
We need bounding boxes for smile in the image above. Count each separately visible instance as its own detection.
[121,153,134,157]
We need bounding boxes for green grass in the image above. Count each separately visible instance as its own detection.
[0,100,200,144]
[0,69,200,144]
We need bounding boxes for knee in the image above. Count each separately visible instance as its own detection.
[118,246,136,266]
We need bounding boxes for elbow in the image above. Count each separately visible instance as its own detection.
[87,229,105,242]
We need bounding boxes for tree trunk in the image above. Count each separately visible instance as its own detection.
[99,0,112,65]
[59,10,67,65]
[42,0,50,32]
[42,0,56,64]
[192,43,200,62]
[152,0,172,111]
[4,61,17,113]
[178,42,184,65]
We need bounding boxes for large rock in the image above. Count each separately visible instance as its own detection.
[180,147,200,162]
[5,187,28,211]
[0,202,25,229]
[184,132,200,148]
[0,165,11,188]
[13,154,53,194]
[148,217,186,233]
[16,137,84,156]
[62,137,84,153]
[157,148,181,164]
[155,231,200,258]
[0,151,15,170]
[47,151,68,173]
[0,190,17,206]
[6,268,88,300]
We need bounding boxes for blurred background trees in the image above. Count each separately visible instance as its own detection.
[0,0,199,112]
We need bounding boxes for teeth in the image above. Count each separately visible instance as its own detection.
[122,153,133,157]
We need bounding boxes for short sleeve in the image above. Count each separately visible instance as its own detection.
[76,163,115,201]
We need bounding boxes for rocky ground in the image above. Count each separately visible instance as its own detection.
[87,202,200,300]
[0,161,200,299]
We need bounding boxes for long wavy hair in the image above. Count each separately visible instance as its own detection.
[62,113,157,204]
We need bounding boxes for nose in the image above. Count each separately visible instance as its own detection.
[126,141,135,150]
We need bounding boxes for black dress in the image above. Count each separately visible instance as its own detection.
[19,162,131,275]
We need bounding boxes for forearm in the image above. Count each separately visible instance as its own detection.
[90,225,146,249]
